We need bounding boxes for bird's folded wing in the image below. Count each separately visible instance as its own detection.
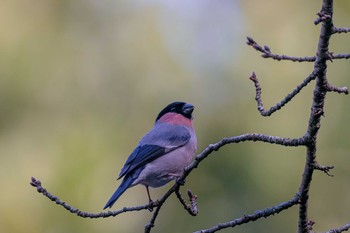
[117,125,190,179]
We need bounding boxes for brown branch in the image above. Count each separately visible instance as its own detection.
[332,26,350,34]
[326,83,349,94]
[298,0,335,232]
[144,180,190,233]
[144,202,163,233]
[314,163,335,177]
[175,187,198,216]
[331,54,350,60]
[187,190,199,216]
[246,37,349,62]
[314,11,332,25]
[246,37,315,62]
[30,177,155,218]
[249,72,316,116]
[185,133,306,179]
[146,180,199,231]
[323,223,350,233]
[194,193,301,233]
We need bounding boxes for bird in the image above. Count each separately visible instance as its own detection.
[103,101,197,209]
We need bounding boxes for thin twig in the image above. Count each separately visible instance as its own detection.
[249,72,316,116]
[187,190,199,216]
[175,187,198,216]
[332,26,350,34]
[30,177,154,218]
[331,54,350,60]
[185,133,306,179]
[144,180,198,232]
[246,37,315,62]
[323,223,350,233]
[194,193,301,233]
[314,163,335,177]
[326,83,349,94]
[314,11,332,25]
[144,203,163,233]
[246,37,349,62]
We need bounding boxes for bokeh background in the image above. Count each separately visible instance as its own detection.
[1,0,350,232]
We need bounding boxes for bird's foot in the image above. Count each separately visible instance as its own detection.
[147,199,158,212]
[176,177,186,186]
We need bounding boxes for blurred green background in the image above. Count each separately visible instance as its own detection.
[1,0,350,233]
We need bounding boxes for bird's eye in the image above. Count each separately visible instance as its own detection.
[171,107,176,112]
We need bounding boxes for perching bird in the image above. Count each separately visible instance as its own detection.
[104,102,197,209]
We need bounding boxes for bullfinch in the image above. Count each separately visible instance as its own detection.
[104,102,197,209]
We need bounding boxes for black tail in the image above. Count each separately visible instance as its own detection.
[103,175,134,209]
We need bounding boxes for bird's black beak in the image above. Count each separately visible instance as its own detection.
[182,103,195,115]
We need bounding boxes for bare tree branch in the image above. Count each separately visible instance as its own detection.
[330,54,350,60]
[332,26,350,34]
[323,223,350,233]
[30,177,154,218]
[298,0,335,232]
[246,36,315,62]
[30,132,306,232]
[249,72,316,116]
[314,11,332,25]
[175,187,199,217]
[313,163,335,177]
[194,193,301,233]
[326,83,349,94]
[246,37,350,62]
[144,202,163,233]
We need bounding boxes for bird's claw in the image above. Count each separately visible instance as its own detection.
[176,178,186,186]
[147,199,159,212]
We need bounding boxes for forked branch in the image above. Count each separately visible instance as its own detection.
[249,72,316,116]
